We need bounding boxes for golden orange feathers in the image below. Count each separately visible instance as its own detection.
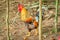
[33,21,38,27]
[25,17,33,23]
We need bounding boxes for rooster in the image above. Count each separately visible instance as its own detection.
[18,4,38,40]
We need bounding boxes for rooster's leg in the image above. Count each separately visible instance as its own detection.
[34,29,38,36]
[26,32,30,36]
[24,32,30,40]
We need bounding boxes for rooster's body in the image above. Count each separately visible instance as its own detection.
[18,4,38,40]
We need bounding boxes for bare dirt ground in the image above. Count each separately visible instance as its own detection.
[0,0,60,40]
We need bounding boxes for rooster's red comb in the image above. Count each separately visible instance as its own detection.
[18,4,24,12]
